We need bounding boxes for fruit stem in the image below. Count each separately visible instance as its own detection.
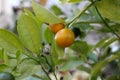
[66,2,93,28]
[90,0,120,40]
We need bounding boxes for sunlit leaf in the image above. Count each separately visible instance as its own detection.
[96,0,120,23]
[44,27,54,44]
[0,29,24,57]
[32,1,62,24]
[17,14,42,54]
[95,37,118,48]
[59,0,82,3]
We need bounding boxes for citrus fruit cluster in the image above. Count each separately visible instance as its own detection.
[49,23,75,48]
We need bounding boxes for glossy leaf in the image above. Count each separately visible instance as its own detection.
[32,1,62,24]
[0,29,24,57]
[17,14,42,54]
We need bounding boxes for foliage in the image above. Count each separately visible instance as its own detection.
[0,0,120,80]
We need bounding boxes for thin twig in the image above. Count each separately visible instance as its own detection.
[43,55,58,80]
[39,61,52,80]
[66,2,93,28]
[90,0,120,40]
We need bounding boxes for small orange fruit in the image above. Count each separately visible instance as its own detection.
[49,23,64,34]
[55,28,75,48]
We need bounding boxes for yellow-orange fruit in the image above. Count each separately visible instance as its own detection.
[49,23,64,34]
[55,28,75,48]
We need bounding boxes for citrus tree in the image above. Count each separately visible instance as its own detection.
[0,0,120,80]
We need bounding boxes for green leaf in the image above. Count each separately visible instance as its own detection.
[90,59,108,80]
[17,14,42,54]
[0,29,24,57]
[55,42,65,59]
[32,1,62,24]
[51,5,63,15]
[44,27,54,44]
[96,0,120,23]
[72,23,93,32]
[16,60,38,80]
[24,9,34,17]
[50,41,59,65]
[78,65,91,73]
[51,41,65,66]
[24,9,43,28]
[90,51,120,80]
[87,53,98,62]
[67,0,82,3]
[70,41,91,54]
[59,0,82,3]
[0,49,8,65]
[0,48,4,59]
[0,64,9,72]
[106,74,120,80]
[95,37,118,48]
[60,60,83,71]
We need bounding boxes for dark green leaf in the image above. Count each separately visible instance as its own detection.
[17,14,42,54]
[0,64,9,72]
[67,0,82,3]
[87,53,98,62]
[70,41,92,54]
[78,65,91,73]
[51,5,63,15]
[72,23,93,32]
[106,74,120,80]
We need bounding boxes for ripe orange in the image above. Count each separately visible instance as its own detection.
[55,28,75,48]
[49,23,64,34]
